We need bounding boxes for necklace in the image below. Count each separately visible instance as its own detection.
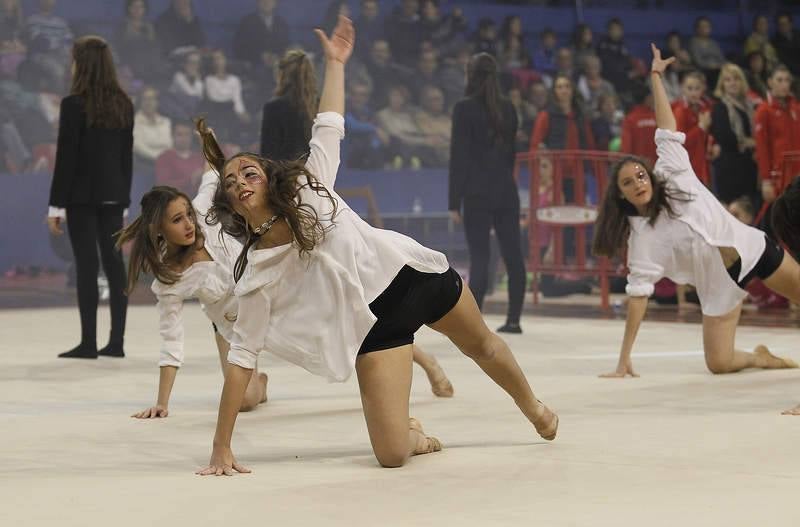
[252,215,280,236]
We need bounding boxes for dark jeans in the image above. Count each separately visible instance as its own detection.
[66,205,128,349]
[463,203,527,325]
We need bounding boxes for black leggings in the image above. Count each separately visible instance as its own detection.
[462,204,527,325]
[66,205,128,349]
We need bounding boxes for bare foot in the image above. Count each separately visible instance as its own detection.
[519,400,559,441]
[781,404,800,415]
[425,358,454,398]
[754,345,798,369]
[259,373,268,404]
[409,417,443,455]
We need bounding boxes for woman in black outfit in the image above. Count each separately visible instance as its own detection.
[260,49,318,161]
[47,36,134,359]
[449,53,527,333]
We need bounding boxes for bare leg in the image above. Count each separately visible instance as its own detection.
[355,345,442,468]
[762,251,800,304]
[412,345,454,397]
[215,332,268,412]
[702,303,797,374]
[427,285,558,440]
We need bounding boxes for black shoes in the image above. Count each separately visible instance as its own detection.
[58,344,98,359]
[97,343,125,358]
[497,323,523,334]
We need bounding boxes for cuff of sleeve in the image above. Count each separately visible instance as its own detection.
[655,128,686,144]
[159,346,183,368]
[158,358,182,368]
[200,169,218,186]
[314,112,345,137]
[48,206,66,219]
[625,283,655,297]
[227,345,258,369]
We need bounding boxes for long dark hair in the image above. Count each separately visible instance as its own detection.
[116,186,200,293]
[772,177,800,258]
[465,52,507,144]
[275,49,318,145]
[196,118,338,282]
[592,157,694,258]
[70,35,133,129]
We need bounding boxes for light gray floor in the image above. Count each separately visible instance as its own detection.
[2,305,799,527]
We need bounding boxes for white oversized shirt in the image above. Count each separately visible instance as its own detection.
[150,171,243,367]
[625,129,766,316]
[227,112,450,381]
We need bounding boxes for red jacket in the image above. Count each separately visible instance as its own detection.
[672,98,713,186]
[621,104,657,164]
[754,94,800,182]
[529,109,596,152]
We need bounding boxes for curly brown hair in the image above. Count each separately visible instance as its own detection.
[196,118,338,281]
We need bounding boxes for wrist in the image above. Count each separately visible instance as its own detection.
[650,70,662,77]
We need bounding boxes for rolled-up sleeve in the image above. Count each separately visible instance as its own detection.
[192,169,219,217]
[226,290,269,370]
[653,128,694,181]
[156,295,185,367]
[625,236,663,298]
[305,112,345,189]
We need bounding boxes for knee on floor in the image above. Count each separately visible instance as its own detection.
[705,356,734,375]
[374,445,409,468]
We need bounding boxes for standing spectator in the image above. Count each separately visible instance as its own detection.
[47,36,133,360]
[355,0,382,59]
[472,17,498,58]
[663,31,693,101]
[376,85,434,168]
[260,49,317,161]
[154,121,204,194]
[577,54,616,117]
[385,0,423,67]
[365,39,410,107]
[672,70,713,186]
[415,84,450,166]
[529,74,594,152]
[621,83,657,164]
[772,13,800,76]
[344,80,388,169]
[591,93,623,151]
[755,65,800,204]
[532,28,557,77]
[133,86,172,167]
[23,0,72,85]
[571,23,596,73]
[154,0,205,56]
[498,15,527,68]
[744,15,778,70]
[115,0,166,84]
[596,18,635,97]
[449,53,526,333]
[169,50,203,106]
[203,50,249,140]
[688,16,725,88]
[711,63,758,204]
[745,51,769,102]
[232,0,289,66]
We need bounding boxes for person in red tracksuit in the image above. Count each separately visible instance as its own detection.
[621,85,657,164]
[754,65,800,204]
[672,71,714,186]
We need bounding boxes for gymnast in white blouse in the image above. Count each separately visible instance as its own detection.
[117,171,268,419]
[195,17,558,476]
[593,44,800,378]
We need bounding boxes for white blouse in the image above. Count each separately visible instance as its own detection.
[150,171,243,367]
[625,128,766,316]
[227,112,450,381]
[204,74,246,115]
[133,112,173,161]
[170,71,204,99]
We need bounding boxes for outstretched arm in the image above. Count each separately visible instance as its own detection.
[650,43,677,132]
[600,296,647,378]
[315,15,354,117]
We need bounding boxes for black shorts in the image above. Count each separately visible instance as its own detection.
[726,236,785,288]
[357,266,463,355]
[212,322,218,333]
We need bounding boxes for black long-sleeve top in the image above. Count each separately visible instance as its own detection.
[260,96,311,161]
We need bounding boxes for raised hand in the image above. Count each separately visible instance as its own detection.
[650,43,676,75]
[314,15,355,65]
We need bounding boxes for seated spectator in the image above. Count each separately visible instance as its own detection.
[169,50,203,104]
[745,51,769,103]
[376,85,436,169]
[365,39,411,107]
[355,0,382,59]
[532,28,558,77]
[154,0,205,57]
[554,47,576,83]
[412,49,443,101]
[203,50,249,140]
[385,0,423,67]
[233,0,289,66]
[415,85,450,166]
[0,0,26,77]
[688,16,725,87]
[591,93,623,151]
[672,70,713,186]
[438,43,470,108]
[133,86,172,166]
[662,31,693,101]
[115,0,167,84]
[321,1,350,34]
[473,17,499,58]
[772,13,800,76]
[744,15,778,70]
[154,121,204,195]
[577,55,616,118]
[508,86,536,152]
[571,23,596,73]
[344,80,388,169]
[596,18,635,97]
[526,80,549,116]
[498,15,530,70]
[23,0,72,86]
[420,0,467,58]
[620,83,657,164]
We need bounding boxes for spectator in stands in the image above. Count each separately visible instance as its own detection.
[377,85,434,169]
[688,16,724,88]
[577,54,616,117]
[169,50,203,107]
[591,93,623,151]
[621,83,657,164]
[420,1,467,58]
[597,18,635,97]
[203,49,249,140]
[663,31,693,101]
[554,47,576,83]
[385,0,423,67]
[710,63,758,205]
[773,13,800,76]
[154,121,204,194]
[260,49,316,161]
[438,43,470,108]
[154,0,205,57]
[508,86,536,152]
[322,1,350,34]
[532,28,557,77]
[133,86,172,167]
[526,80,549,116]
[498,15,528,69]
[530,74,594,152]
[473,17,499,58]
[744,15,778,70]
[355,0,382,59]
[415,84,450,166]
[673,70,713,186]
[413,49,443,100]
[344,79,388,169]
[115,0,167,84]
[571,23,596,73]
[755,65,800,205]
[745,51,769,102]
[365,39,410,107]
[0,0,26,79]
[23,0,72,85]
[233,0,289,67]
